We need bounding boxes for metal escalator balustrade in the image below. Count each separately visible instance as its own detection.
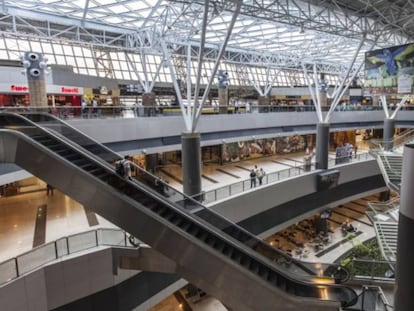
[0,113,358,308]
[17,112,119,163]
[2,113,352,283]
[3,113,355,284]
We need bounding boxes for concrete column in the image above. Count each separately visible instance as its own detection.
[319,92,328,107]
[142,92,156,116]
[145,154,158,174]
[319,74,328,107]
[23,52,48,108]
[218,88,228,114]
[316,123,330,170]
[395,144,414,311]
[28,80,47,107]
[258,95,270,112]
[383,118,395,151]
[181,131,202,198]
[372,96,380,106]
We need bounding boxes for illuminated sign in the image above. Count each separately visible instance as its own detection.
[61,87,79,94]
[10,85,29,92]
[365,43,414,95]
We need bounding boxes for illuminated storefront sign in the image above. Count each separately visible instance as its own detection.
[0,83,83,95]
[61,87,79,94]
[10,85,29,92]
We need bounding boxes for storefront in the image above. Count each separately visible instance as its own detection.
[160,134,316,167]
[0,83,83,111]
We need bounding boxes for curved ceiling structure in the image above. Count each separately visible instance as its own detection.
[0,0,412,75]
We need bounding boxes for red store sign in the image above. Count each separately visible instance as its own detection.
[10,85,29,92]
[61,87,79,94]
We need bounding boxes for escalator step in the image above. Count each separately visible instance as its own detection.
[168,214,180,223]
[249,261,260,274]
[179,221,192,232]
[60,151,78,158]
[48,144,64,151]
[230,251,242,263]
[159,208,172,219]
[72,158,89,165]
[221,245,232,256]
[94,171,109,178]
[258,267,270,280]
[187,225,199,236]
[213,241,225,252]
[198,231,209,242]
[81,165,98,172]
[205,236,217,247]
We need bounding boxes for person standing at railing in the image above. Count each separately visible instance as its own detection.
[245,102,251,113]
[81,98,88,118]
[250,169,257,188]
[257,167,265,185]
[92,98,98,118]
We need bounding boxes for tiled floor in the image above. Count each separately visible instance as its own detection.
[0,148,369,262]
[0,143,383,310]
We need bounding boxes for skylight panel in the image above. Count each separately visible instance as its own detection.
[106,4,131,14]
[104,16,126,24]
[72,0,87,8]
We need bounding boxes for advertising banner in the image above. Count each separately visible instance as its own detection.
[364,43,414,95]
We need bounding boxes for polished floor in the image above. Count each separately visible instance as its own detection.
[0,143,384,310]
[0,147,371,262]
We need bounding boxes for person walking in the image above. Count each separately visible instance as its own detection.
[46,184,54,196]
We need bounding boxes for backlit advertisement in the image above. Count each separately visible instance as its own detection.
[364,43,414,95]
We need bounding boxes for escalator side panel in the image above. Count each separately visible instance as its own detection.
[0,130,344,310]
[0,130,342,311]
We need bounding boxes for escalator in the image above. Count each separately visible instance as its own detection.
[12,112,350,281]
[0,113,357,310]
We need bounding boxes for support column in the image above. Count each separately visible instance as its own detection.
[181,131,202,199]
[383,118,395,151]
[218,70,229,114]
[142,92,156,116]
[395,144,414,311]
[316,123,330,170]
[319,92,328,107]
[319,74,328,107]
[258,95,270,112]
[372,96,380,106]
[218,88,228,114]
[145,153,158,174]
[23,52,48,108]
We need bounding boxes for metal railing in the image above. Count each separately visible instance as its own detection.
[0,228,137,286]
[201,152,372,204]
[0,104,402,120]
[343,285,394,311]
[370,128,414,152]
[347,258,396,281]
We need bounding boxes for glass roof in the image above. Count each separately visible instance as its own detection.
[3,0,412,70]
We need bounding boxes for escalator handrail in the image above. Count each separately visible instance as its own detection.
[0,127,358,306]
[16,112,120,162]
[0,112,349,281]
